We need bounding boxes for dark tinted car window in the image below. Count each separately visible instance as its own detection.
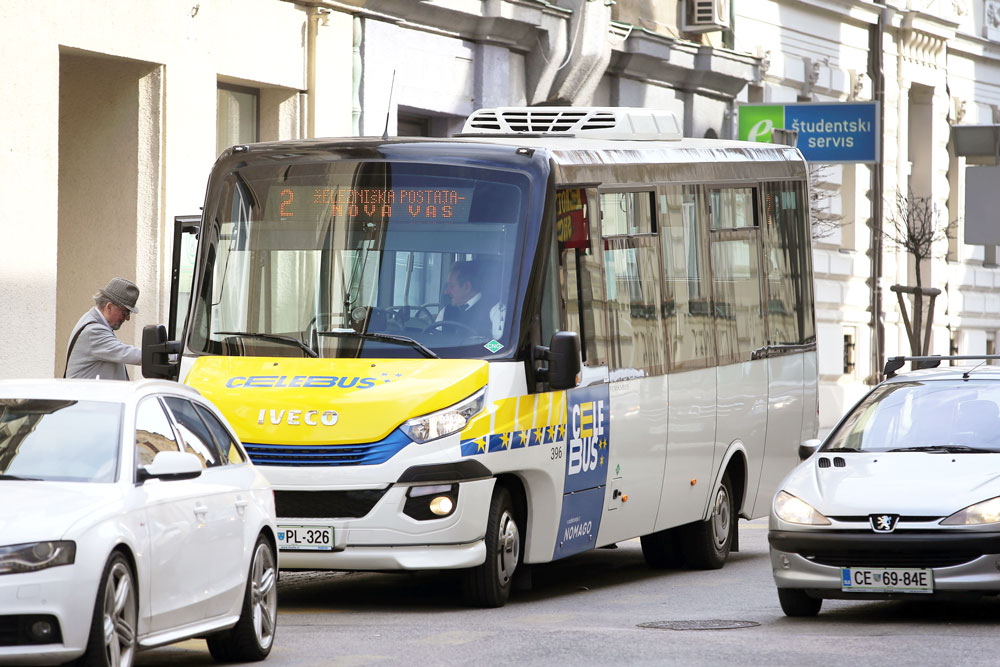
[135,397,182,467]
[194,403,245,464]
[0,398,122,483]
[163,397,222,467]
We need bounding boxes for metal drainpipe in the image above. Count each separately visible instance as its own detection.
[868,7,887,382]
[353,16,362,136]
[306,6,321,138]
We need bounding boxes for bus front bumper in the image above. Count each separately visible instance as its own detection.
[279,539,487,570]
[271,476,496,571]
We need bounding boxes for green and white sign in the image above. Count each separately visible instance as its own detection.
[738,102,880,164]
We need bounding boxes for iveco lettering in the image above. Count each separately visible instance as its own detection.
[142,106,818,607]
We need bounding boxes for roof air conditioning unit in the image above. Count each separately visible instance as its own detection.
[461,107,682,141]
[682,0,731,33]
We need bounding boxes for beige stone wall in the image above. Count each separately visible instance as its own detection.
[0,0,355,378]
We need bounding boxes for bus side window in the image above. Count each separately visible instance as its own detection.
[763,182,816,345]
[599,191,666,376]
[709,186,767,365]
[554,187,608,367]
[660,186,715,371]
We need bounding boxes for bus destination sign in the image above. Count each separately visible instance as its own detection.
[266,185,475,223]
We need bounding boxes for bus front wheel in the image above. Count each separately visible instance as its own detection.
[462,486,521,607]
[679,472,734,569]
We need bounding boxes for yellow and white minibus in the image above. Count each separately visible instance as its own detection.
[144,107,818,607]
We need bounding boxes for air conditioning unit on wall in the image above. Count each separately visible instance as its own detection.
[682,0,731,33]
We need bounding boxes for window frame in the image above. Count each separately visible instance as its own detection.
[161,396,227,468]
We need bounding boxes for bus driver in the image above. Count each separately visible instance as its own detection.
[437,261,504,340]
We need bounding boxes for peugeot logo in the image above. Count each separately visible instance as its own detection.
[870,514,899,533]
[257,408,338,426]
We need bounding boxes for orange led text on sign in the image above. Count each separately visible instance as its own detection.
[307,187,466,219]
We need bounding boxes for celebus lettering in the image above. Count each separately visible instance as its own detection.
[567,399,605,475]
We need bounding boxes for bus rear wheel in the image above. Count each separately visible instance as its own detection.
[462,486,520,608]
[679,472,734,569]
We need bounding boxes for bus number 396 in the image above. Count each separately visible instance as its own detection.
[551,446,563,460]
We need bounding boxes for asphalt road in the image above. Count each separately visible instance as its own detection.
[136,518,1000,666]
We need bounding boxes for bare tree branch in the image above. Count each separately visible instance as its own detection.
[882,189,955,288]
[809,164,845,241]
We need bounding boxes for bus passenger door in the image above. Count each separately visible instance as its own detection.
[709,187,768,519]
[593,191,668,545]
[656,186,716,530]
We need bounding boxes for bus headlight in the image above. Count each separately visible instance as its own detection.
[400,389,486,444]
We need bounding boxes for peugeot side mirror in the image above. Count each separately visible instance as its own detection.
[547,331,581,390]
[141,324,180,380]
[798,439,823,461]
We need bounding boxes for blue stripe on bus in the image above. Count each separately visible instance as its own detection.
[243,429,410,466]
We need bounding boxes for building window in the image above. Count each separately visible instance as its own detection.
[843,329,856,375]
[217,83,259,157]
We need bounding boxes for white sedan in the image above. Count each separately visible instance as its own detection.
[0,379,277,665]
[770,359,1000,616]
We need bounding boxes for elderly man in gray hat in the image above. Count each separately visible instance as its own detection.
[64,277,143,380]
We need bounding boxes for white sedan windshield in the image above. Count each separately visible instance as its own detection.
[825,380,1000,452]
[0,399,122,482]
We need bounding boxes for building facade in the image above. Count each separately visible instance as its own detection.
[734,0,1000,426]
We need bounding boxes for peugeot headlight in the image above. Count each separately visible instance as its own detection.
[400,389,486,444]
[941,496,1000,525]
[773,491,831,525]
[0,541,76,575]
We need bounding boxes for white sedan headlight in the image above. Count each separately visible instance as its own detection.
[941,496,1000,525]
[400,389,486,444]
[773,491,831,525]
[0,541,76,575]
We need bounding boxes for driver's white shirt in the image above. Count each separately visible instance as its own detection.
[435,292,504,339]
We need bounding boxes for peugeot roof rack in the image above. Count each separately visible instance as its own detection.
[884,355,1000,379]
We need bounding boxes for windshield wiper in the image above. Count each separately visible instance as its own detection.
[316,329,438,359]
[0,474,42,481]
[887,445,992,453]
[822,447,858,453]
[215,331,317,358]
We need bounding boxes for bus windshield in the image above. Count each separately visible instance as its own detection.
[189,160,533,359]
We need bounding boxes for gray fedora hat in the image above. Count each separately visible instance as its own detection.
[99,277,140,315]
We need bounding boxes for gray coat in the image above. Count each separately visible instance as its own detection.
[65,307,142,380]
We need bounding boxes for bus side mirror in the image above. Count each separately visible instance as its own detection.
[142,324,180,380]
[547,331,581,390]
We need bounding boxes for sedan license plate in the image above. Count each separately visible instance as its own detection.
[278,525,334,551]
[841,567,933,593]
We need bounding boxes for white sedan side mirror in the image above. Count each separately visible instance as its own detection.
[138,451,203,483]
[798,439,823,461]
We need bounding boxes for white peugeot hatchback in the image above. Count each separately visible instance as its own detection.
[770,356,1000,616]
[0,379,277,666]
